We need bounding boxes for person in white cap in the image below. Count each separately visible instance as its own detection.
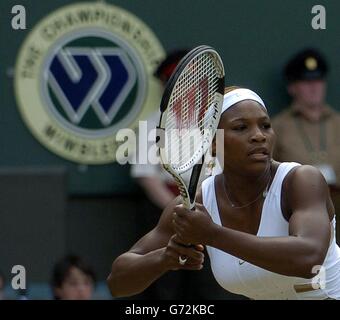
[108,86,340,300]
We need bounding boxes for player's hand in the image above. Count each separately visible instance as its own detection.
[161,235,204,271]
[172,203,216,246]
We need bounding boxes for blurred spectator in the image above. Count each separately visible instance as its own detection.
[51,255,96,300]
[273,48,340,186]
[272,48,340,243]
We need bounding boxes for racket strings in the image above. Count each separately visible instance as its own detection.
[164,53,221,167]
[168,89,214,132]
[166,96,218,162]
[168,56,219,133]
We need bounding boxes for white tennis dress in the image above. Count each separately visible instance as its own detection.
[202,162,340,300]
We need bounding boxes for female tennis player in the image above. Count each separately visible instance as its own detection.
[107,87,340,300]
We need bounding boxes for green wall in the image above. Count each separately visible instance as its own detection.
[1,0,339,195]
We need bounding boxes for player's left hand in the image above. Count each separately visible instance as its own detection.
[172,203,216,245]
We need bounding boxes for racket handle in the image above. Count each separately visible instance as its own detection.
[175,206,193,264]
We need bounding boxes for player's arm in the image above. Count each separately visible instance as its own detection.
[107,197,204,298]
[173,166,332,278]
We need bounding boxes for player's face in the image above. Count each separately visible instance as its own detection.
[55,267,94,300]
[218,100,276,174]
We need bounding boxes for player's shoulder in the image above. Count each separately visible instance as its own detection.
[290,164,324,179]
[281,164,334,222]
[284,164,328,196]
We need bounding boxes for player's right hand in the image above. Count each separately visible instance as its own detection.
[161,235,205,271]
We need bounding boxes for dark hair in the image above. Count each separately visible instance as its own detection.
[51,255,96,299]
[224,86,241,94]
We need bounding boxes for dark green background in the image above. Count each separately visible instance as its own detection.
[1,0,339,195]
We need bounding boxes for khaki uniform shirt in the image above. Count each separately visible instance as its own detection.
[272,104,340,187]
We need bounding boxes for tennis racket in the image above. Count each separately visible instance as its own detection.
[157,45,225,210]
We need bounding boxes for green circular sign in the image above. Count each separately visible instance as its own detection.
[15,2,165,164]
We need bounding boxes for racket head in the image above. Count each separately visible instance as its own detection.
[158,45,225,209]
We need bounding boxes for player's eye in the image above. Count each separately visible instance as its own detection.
[232,124,247,131]
[262,122,271,129]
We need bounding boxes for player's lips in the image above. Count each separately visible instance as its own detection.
[248,147,269,160]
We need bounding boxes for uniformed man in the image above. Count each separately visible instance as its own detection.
[272,48,340,243]
[273,48,340,186]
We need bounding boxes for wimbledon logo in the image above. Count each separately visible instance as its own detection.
[15,3,165,164]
